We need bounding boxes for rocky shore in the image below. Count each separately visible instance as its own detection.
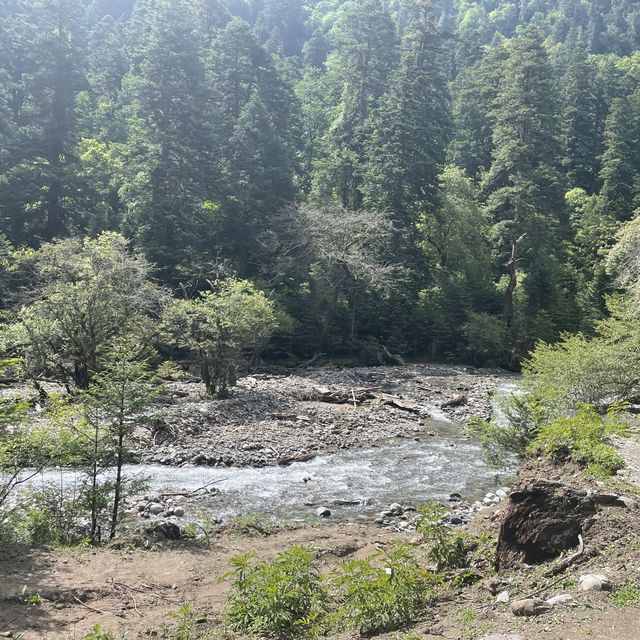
[136,363,513,467]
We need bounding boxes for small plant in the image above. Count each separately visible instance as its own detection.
[225,513,279,537]
[459,605,477,623]
[415,503,466,570]
[611,583,640,607]
[225,545,325,636]
[167,603,208,640]
[157,360,185,381]
[329,542,438,635]
[527,404,628,476]
[83,626,119,640]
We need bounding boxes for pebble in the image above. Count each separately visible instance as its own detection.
[495,590,510,604]
[481,635,523,640]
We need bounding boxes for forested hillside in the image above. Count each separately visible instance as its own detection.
[2,0,640,366]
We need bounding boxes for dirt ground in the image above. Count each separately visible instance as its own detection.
[2,472,640,640]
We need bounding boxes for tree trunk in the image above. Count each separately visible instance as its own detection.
[110,433,124,540]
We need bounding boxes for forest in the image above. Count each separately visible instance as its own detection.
[1,0,639,368]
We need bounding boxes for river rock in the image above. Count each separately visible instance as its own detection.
[173,506,185,517]
[148,503,164,515]
[511,598,552,617]
[495,590,510,604]
[546,593,574,607]
[316,507,331,518]
[579,573,610,592]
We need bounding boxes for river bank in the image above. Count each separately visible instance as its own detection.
[137,363,512,467]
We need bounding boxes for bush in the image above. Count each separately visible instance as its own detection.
[225,545,324,636]
[329,542,438,635]
[415,503,466,570]
[527,404,628,476]
[462,312,508,367]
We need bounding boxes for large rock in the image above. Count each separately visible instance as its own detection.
[511,598,552,617]
[579,573,610,592]
[496,480,596,570]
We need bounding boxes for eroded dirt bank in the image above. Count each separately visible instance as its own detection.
[139,363,511,467]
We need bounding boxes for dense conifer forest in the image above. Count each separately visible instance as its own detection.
[2,0,640,366]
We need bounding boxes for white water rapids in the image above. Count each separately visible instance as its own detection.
[26,415,516,522]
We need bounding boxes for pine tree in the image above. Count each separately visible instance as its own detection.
[363,6,452,236]
[311,0,397,208]
[119,0,213,280]
[483,25,567,327]
[599,91,640,220]
[561,48,599,192]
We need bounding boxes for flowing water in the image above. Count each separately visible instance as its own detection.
[27,416,516,522]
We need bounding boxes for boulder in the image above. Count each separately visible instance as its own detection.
[496,480,596,570]
[511,598,552,617]
[145,521,181,541]
[545,593,574,607]
[579,573,610,592]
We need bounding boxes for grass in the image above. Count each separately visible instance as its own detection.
[224,513,280,537]
[611,583,640,607]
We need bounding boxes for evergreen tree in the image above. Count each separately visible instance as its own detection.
[482,25,567,328]
[312,0,397,208]
[561,48,600,192]
[119,0,214,279]
[599,90,640,220]
[363,6,452,236]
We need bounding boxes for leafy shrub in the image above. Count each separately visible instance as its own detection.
[415,503,466,570]
[167,603,209,640]
[329,542,438,635]
[225,545,324,636]
[467,391,551,466]
[462,312,508,367]
[527,404,628,476]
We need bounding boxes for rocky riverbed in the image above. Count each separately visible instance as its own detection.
[137,363,514,467]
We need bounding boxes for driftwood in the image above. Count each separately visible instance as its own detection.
[441,393,467,408]
[542,533,588,577]
[158,478,227,499]
[381,345,406,366]
[311,386,422,414]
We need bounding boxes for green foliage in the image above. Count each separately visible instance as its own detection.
[415,503,466,570]
[611,583,640,607]
[4,233,163,389]
[167,603,209,640]
[462,312,508,367]
[82,625,119,640]
[225,513,279,537]
[156,360,185,381]
[528,404,628,476]
[225,545,325,636]
[163,279,278,396]
[329,542,437,635]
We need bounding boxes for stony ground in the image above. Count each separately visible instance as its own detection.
[138,363,508,467]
